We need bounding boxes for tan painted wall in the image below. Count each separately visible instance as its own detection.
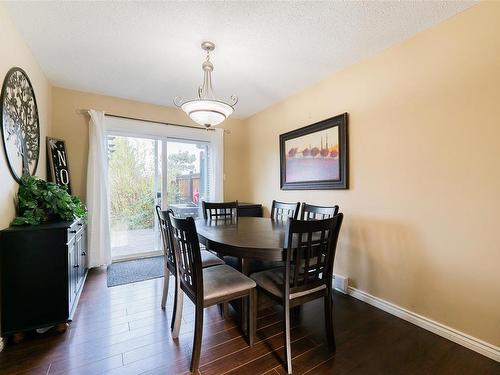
[242,3,500,346]
[51,87,246,202]
[5,0,498,349]
[0,4,52,230]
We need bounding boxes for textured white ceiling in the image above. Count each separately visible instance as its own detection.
[5,1,475,118]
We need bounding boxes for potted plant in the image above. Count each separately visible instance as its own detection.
[12,175,87,226]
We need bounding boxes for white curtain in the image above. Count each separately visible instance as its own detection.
[209,128,224,201]
[86,110,112,267]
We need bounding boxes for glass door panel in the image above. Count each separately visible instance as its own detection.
[164,139,209,219]
[108,135,162,260]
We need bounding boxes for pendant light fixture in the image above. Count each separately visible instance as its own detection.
[174,41,237,128]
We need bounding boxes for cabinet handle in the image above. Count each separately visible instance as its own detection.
[73,265,79,268]
[81,251,86,256]
[69,230,77,234]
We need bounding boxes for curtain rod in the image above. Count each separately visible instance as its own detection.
[76,109,230,133]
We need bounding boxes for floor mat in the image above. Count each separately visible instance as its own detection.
[107,256,164,287]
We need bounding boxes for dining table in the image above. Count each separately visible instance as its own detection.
[195,216,287,276]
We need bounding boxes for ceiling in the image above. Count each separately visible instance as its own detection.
[5,1,475,118]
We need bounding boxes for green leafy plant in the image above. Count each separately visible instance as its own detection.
[12,175,87,226]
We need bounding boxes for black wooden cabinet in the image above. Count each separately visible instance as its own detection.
[237,202,263,217]
[0,219,87,336]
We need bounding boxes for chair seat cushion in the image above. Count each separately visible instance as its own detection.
[250,267,285,298]
[203,265,256,302]
[250,267,326,299]
[201,250,225,268]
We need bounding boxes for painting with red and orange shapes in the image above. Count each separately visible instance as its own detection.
[284,127,339,183]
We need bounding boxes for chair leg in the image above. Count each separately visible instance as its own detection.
[283,299,292,374]
[161,266,170,310]
[171,283,183,338]
[324,292,336,351]
[190,305,204,372]
[170,276,178,330]
[291,305,301,319]
[241,296,248,335]
[248,289,256,346]
[218,303,223,316]
[218,302,229,319]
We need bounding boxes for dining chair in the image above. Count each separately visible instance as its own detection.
[249,214,344,374]
[201,199,240,280]
[300,203,339,220]
[202,200,239,220]
[167,212,256,372]
[155,206,225,331]
[270,200,300,221]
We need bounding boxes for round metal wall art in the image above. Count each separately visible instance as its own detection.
[1,67,40,182]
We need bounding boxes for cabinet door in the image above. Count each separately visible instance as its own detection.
[74,234,81,293]
[76,230,86,288]
[73,240,79,293]
[79,226,87,274]
[68,237,76,310]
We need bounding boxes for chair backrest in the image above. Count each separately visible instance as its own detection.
[283,214,344,299]
[270,200,300,221]
[166,212,203,304]
[300,203,339,220]
[202,200,238,221]
[155,205,176,272]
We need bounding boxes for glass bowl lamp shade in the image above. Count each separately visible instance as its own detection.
[180,99,234,127]
[175,41,237,128]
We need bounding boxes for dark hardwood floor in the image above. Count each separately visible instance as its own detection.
[0,268,498,375]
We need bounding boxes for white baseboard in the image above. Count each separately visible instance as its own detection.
[347,286,500,362]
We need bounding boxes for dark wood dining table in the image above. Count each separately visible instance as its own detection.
[195,217,287,275]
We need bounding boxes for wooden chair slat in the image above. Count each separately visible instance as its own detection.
[300,203,339,220]
[271,200,300,221]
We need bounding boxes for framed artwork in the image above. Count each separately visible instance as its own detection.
[1,67,40,182]
[280,113,348,190]
[47,137,72,193]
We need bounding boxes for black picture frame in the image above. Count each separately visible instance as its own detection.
[46,137,72,194]
[280,113,348,190]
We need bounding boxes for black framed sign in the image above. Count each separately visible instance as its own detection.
[280,113,348,190]
[47,137,72,193]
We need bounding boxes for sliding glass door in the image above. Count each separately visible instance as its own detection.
[108,134,210,260]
